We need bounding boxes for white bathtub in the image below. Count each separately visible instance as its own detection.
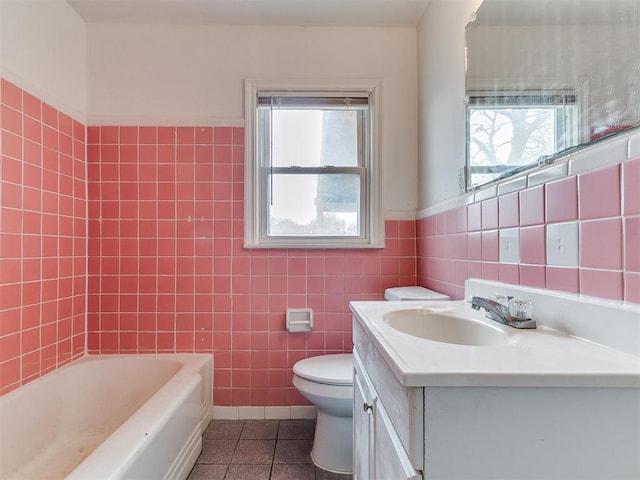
[0,354,212,480]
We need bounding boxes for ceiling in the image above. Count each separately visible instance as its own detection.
[66,0,432,26]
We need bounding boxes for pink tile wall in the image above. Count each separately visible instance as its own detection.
[0,79,86,395]
[86,126,416,406]
[417,159,640,303]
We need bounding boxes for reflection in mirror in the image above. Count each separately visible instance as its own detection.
[465,0,640,190]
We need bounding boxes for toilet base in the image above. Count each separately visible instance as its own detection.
[310,409,353,473]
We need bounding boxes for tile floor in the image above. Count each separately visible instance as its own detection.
[187,419,353,480]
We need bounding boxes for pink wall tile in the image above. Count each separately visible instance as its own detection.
[481,262,500,281]
[546,176,578,223]
[1,78,22,110]
[519,265,546,288]
[481,198,498,230]
[481,230,499,261]
[580,269,623,300]
[625,273,640,303]
[520,225,546,265]
[546,267,579,294]
[622,158,640,215]
[467,203,481,231]
[580,218,622,270]
[454,206,467,233]
[625,217,640,272]
[578,164,621,220]
[519,185,544,226]
[84,119,415,406]
[499,263,519,284]
[0,79,86,393]
[467,232,482,260]
[498,192,519,228]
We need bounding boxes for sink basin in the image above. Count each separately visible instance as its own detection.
[383,308,510,346]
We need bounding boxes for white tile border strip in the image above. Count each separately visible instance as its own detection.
[417,128,639,220]
[212,405,317,420]
[86,115,246,127]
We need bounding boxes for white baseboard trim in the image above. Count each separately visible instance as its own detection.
[212,405,317,420]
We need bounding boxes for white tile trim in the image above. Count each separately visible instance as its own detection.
[212,405,317,420]
[86,115,245,127]
[385,210,416,221]
[418,128,639,220]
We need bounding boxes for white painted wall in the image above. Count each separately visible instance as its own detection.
[86,24,419,215]
[0,0,86,121]
[416,0,481,210]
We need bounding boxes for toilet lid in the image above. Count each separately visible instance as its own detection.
[293,354,353,386]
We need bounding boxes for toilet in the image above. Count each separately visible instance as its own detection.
[293,354,353,473]
[292,286,449,473]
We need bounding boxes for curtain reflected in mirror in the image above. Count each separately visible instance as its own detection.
[465,0,640,190]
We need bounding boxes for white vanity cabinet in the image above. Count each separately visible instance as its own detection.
[353,350,421,480]
[351,291,640,480]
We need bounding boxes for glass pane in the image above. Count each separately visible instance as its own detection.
[468,105,577,188]
[268,174,360,236]
[271,110,359,167]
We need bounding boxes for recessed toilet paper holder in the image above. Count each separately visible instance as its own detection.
[286,308,313,333]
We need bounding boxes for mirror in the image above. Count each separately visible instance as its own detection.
[465,0,640,190]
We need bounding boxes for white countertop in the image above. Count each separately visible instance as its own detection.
[350,300,640,388]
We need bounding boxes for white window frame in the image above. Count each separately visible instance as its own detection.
[244,78,383,249]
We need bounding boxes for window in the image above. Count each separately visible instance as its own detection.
[244,80,383,248]
[466,91,580,189]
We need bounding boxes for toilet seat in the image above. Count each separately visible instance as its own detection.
[293,353,352,386]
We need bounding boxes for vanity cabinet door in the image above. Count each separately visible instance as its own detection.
[353,352,376,480]
[373,398,422,480]
[355,350,422,480]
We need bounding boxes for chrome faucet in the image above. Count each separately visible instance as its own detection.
[467,296,537,329]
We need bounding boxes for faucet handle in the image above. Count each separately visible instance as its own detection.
[508,299,533,321]
[493,294,513,306]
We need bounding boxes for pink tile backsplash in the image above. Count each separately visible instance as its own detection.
[418,157,638,304]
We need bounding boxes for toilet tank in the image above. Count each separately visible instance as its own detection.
[384,286,450,301]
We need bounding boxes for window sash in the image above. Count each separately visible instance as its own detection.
[257,99,370,242]
[257,93,370,109]
[257,107,368,168]
[261,169,366,240]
